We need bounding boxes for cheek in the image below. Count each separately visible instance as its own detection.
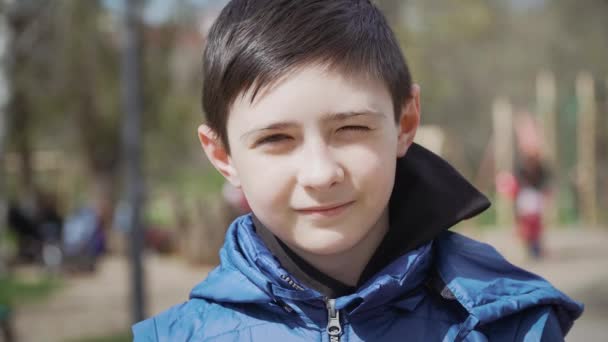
[234,155,294,211]
[362,153,396,197]
[345,136,398,202]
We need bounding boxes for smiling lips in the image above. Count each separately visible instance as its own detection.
[295,201,355,217]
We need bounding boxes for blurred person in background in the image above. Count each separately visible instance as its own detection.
[62,198,109,273]
[7,198,41,263]
[6,190,63,267]
[35,191,64,271]
[0,304,14,342]
[514,113,551,259]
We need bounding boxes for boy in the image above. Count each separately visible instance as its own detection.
[134,0,582,340]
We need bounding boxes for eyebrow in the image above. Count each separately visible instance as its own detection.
[240,110,385,141]
[322,110,385,123]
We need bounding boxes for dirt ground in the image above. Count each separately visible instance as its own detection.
[11,226,608,342]
[12,255,212,342]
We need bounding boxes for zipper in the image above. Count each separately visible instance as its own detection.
[325,299,342,342]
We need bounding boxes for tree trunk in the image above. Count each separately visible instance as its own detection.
[0,0,12,276]
[11,92,34,194]
[6,2,36,198]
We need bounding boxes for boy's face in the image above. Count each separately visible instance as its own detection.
[199,65,420,257]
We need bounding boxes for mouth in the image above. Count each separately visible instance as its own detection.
[295,201,355,217]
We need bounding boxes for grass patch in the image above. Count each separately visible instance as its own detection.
[66,331,132,342]
[0,275,62,307]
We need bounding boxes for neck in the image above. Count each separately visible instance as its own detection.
[284,208,390,287]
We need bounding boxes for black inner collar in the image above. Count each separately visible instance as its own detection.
[253,143,490,298]
[254,215,355,297]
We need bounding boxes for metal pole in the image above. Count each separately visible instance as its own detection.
[121,0,146,323]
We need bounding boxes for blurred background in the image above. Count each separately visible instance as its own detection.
[0,0,606,341]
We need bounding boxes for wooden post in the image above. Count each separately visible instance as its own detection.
[605,77,608,225]
[493,97,514,228]
[536,70,559,227]
[576,72,598,227]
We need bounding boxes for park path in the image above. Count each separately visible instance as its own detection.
[12,227,608,342]
[13,254,212,342]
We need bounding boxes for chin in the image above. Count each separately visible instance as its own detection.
[291,230,362,256]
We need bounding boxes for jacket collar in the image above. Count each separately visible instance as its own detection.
[386,143,490,253]
[190,214,432,313]
[190,216,583,331]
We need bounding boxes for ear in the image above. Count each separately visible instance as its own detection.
[197,125,241,187]
[396,84,421,157]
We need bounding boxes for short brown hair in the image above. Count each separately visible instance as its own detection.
[202,0,413,152]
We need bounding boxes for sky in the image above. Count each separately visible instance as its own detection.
[103,0,546,25]
[102,0,229,24]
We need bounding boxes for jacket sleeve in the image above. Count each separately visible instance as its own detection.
[516,306,565,342]
[131,300,209,342]
[482,306,566,342]
[132,317,158,342]
[538,308,564,342]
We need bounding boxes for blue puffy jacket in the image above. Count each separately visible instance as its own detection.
[133,214,582,341]
[134,145,582,341]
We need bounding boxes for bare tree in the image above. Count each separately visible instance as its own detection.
[0,0,13,277]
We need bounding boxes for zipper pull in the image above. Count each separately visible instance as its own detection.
[326,299,342,342]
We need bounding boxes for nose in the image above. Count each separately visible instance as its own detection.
[297,144,345,190]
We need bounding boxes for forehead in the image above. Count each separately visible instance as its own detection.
[226,65,394,132]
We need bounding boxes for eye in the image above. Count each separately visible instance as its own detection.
[255,134,292,146]
[338,125,371,132]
